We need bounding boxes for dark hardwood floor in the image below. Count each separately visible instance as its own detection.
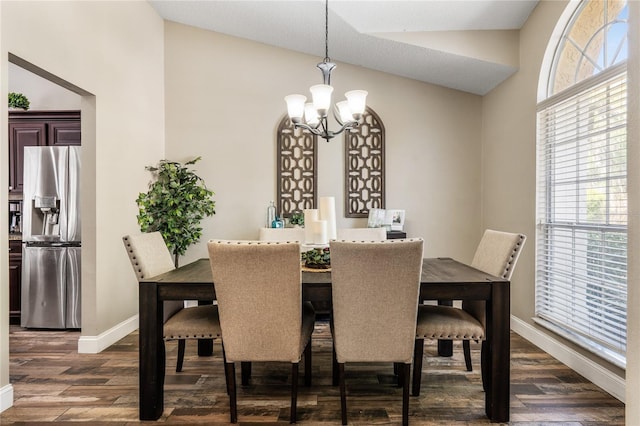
[1,321,624,425]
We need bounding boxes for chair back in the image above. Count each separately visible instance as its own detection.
[336,227,387,241]
[471,229,526,280]
[464,229,526,326]
[207,240,303,363]
[330,239,424,363]
[123,232,182,322]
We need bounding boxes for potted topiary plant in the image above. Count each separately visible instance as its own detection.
[136,156,216,267]
[8,92,30,110]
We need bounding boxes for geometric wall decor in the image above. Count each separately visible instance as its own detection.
[276,115,318,218]
[344,107,385,218]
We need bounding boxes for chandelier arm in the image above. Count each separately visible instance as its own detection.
[331,121,359,137]
[292,122,322,135]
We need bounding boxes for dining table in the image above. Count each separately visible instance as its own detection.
[138,257,511,423]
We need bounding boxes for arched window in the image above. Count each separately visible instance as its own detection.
[536,1,628,367]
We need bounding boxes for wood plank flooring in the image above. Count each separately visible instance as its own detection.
[1,321,624,425]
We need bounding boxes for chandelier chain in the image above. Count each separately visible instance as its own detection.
[324,0,329,61]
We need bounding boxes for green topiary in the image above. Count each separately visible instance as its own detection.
[136,157,216,267]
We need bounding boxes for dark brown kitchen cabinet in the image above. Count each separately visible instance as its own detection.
[9,239,22,325]
[8,122,45,193]
[48,121,81,146]
[8,110,81,194]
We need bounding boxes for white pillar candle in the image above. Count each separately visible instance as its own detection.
[304,209,319,243]
[319,196,337,240]
[311,220,328,244]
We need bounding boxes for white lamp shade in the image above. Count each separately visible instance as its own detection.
[345,90,368,115]
[336,101,354,123]
[310,84,333,114]
[284,94,307,120]
[304,103,320,126]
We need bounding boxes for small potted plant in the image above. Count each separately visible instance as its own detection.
[289,212,304,227]
[8,92,30,110]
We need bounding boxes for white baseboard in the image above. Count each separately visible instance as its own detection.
[77,314,139,354]
[511,315,625,402]
[0,384,13,413]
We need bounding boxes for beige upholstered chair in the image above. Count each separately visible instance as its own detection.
[207,240,315,424]
[123,232,222,372]
[335,227,387,241]
[412,229,526,396]
[330,239,424,426]
[259,227,305,242]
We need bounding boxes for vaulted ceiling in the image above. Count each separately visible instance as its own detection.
[149,0,539,95]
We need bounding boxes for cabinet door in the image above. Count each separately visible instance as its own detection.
[9,122,45,193]
[47,121,81,146]
[9,240,22,325]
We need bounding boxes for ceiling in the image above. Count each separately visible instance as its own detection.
[149,0,539,95]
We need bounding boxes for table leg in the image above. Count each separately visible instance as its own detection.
[139,283,164,420]
[437,300,453,357]
[484,281,510,423]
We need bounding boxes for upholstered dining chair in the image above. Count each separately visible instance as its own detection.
[412,229,526,396]
[123,232,222,373]
[336,227,387,241]
[207,240,315,424]
[330,239,424,426]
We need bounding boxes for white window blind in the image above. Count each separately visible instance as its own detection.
[536,68,627,366]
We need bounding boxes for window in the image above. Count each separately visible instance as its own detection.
[536,0,628,367]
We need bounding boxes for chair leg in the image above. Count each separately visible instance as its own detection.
[332,346,339,386]
[401,363,410,426]
[222,344,230,396]
[291,363,299,424]
[412,338,424,396]
[338,363,347,425]
[481,340,488,392]
[397,363,404,388]
[304,340,312,387]
[241,361,251,386]
[225,362,237,423]
[463,340,473,371]
[394,362,399,375]
[176,339,186,372]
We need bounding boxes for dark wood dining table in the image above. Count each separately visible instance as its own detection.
[138,257,510,423]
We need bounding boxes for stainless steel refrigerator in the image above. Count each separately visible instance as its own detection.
[21,146,81,329]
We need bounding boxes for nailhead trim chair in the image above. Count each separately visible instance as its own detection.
[123,232,222,373]
[412,229,526,396]
[330,239,424,426]
[207,240,315,424]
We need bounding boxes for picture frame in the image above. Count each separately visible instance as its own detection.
[384,209,405,231]
[367,208,386,228]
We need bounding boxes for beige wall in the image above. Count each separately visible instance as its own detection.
[8,62,81,110]
[164,21,484,266]
[0,0,166,394]
[482,0,628,383]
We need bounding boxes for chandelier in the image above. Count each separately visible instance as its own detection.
[284,0,368,142]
